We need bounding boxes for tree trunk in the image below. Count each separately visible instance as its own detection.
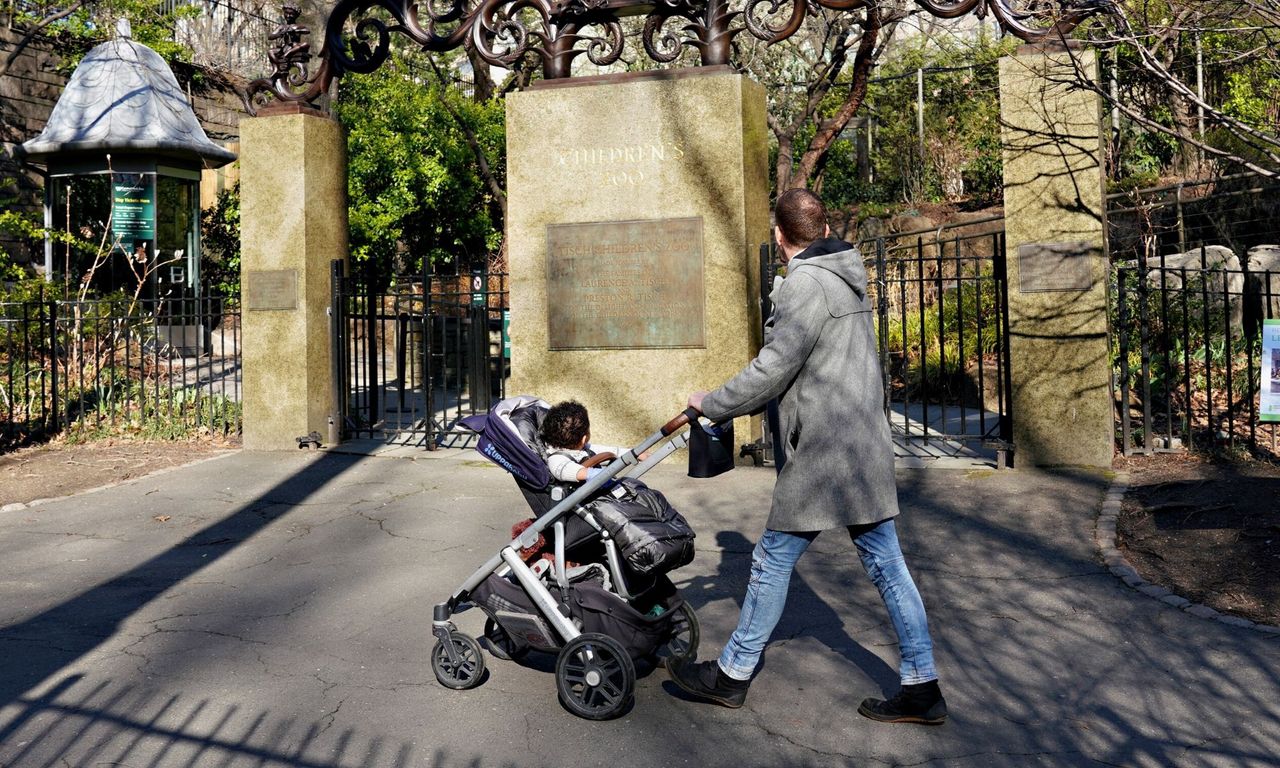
[787,7,882,191]
[467,47,494,103]
[775,134,795,193]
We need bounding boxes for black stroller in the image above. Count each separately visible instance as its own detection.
[430,395,707,719]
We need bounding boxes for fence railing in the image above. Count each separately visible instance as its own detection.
[1112,250,1280,457]
[1,294,242,451]
[1107,175,1280,266]
[759,218,1012,455]
[333,263,508,448]
[868,224,1012,450]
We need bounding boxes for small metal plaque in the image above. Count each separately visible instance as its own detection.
[546,217,704,350]
[244,269,298,310]
[1017,242,1099,293]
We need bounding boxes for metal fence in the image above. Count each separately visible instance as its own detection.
[1108,175,1280,457]
[870,220,1012,455]
[1,292,242,451]
[332,262,508,448]
[757,217,1013,461]
[1107,174,1280,263]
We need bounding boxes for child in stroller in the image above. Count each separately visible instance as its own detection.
[541,400,636,483]
[508,399,646,567]
[431,395,705,719]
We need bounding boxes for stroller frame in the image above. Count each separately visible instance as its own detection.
[431,408,704,718]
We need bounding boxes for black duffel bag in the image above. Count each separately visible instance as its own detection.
[586,478,695,576]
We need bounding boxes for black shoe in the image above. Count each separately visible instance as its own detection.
[858,680,948,725]
[666,658,750,708]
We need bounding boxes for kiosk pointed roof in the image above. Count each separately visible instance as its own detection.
[20,20,236,167]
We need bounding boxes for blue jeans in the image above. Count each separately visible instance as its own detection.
[717,519,938,685]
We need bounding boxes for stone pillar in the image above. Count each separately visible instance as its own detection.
[505,67,769,445]
[238,107,347,450]
[999,45,1112,467]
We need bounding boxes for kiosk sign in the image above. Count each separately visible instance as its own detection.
[112,173,156,246]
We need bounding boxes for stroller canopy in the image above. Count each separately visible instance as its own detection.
[460,395,552,489]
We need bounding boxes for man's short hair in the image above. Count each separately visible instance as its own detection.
[541,400,590,449]
[775,188,828,247]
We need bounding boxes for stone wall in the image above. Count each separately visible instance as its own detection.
[0,25,60,265]
[0,23,247,268]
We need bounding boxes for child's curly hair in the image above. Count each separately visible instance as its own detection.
[541,400,590,449]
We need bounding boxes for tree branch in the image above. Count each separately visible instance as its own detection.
[424,55,507,222]
[0,0,88,80]
[790,5,884,189]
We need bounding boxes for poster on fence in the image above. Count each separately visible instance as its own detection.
[1262,319,1280,423]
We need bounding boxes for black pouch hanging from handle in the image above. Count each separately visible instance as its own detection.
[687,418,735,478]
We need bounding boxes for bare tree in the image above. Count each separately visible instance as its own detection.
[0,0,90,80]
[739,3,910,192]
[1074,0,1280,179]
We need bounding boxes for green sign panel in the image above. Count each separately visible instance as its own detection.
[502,309,510,356]
[112,174,156,247]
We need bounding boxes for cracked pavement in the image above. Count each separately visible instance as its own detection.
[0,449,1277,767]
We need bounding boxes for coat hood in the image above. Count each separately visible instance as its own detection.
[790,237,867,300]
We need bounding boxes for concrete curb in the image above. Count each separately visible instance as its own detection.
[0,449,240,514]
[1098,471,1280,636]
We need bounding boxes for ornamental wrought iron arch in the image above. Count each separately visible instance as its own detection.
[244,0,1109,113]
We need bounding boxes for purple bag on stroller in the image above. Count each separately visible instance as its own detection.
[459,395,552,489]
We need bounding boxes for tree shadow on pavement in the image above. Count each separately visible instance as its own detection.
[0,454,366,719]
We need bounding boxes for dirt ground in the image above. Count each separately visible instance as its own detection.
[1,439,235,508]
[1116,453,1280,627]
[3,441,1277,627]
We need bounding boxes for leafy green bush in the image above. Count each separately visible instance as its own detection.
[201,184,241,299]
[881,272,1001,401]
[335,51,504,278]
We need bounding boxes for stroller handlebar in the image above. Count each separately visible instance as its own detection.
[661,407,700,436]
[580,452,617,469]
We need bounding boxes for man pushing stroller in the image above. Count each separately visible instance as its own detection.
[668,189,949,726]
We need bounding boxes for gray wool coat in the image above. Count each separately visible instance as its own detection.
[700,239,900,531]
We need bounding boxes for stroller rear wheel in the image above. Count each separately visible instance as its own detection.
[432,633,486,690]
[657,602,700,665]
[555,633,635,720]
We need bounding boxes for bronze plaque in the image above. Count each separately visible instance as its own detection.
[1017,242,1100,293]
[546,217,704,350]
[244,269,298,311]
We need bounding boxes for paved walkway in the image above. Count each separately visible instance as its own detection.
[1,447,1277,767]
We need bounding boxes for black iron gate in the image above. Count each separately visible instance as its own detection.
[331,260,508,447]
[755,219,1013,463]
[330,220,1012,458]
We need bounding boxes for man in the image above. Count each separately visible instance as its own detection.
[668,189,946,725]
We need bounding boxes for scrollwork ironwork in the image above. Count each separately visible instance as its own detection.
[244,0,1109,114]
[641,10,690,63]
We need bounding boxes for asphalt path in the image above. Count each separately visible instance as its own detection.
[1,450,1277,767]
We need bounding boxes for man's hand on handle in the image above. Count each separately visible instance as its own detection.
[688,391,708,414]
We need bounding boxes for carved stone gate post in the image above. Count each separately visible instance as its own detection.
[999,44,1112,468]
[505,68,769,445]
[239,106,348,450]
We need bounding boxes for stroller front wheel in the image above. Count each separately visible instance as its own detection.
[555,633,635,720]
[432,633,486,690]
